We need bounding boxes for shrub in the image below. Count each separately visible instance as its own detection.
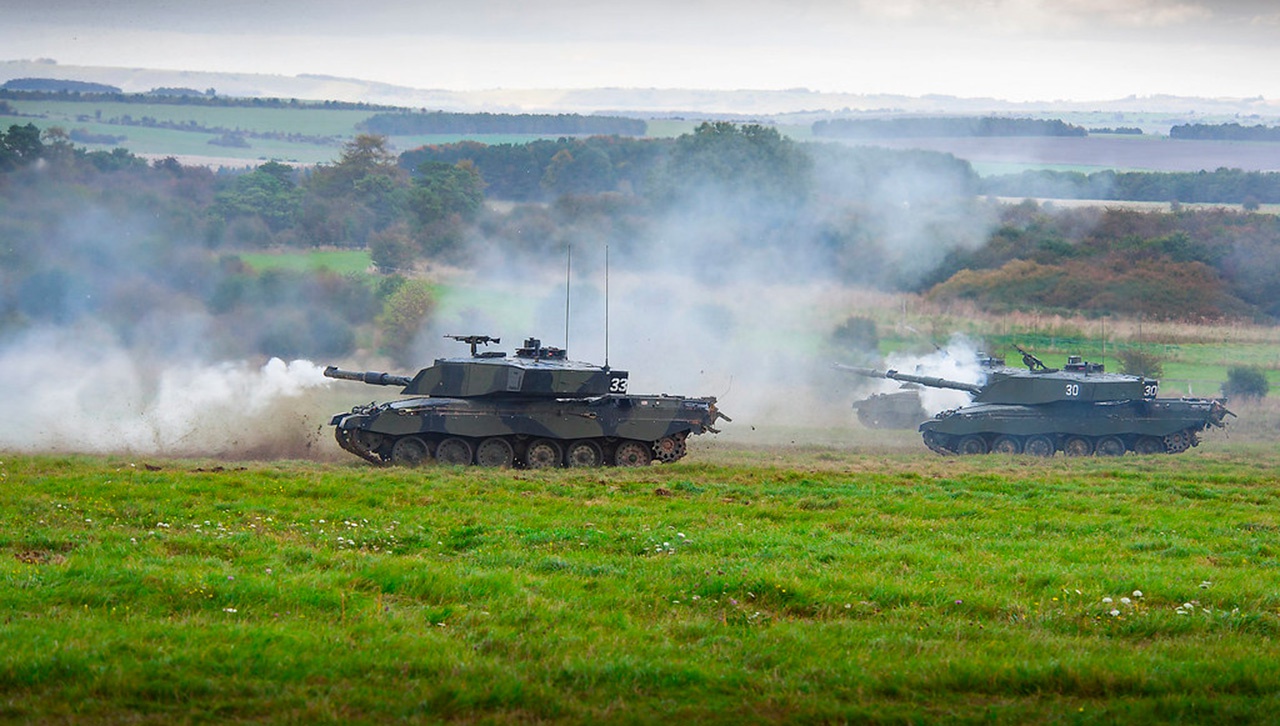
[831,316,879,354]
[1223,365,1270,400]
[1117,348,1164,378]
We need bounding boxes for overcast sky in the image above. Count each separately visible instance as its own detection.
[4,0,1280,101]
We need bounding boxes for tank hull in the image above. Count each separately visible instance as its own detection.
[853,391,928,429]
[330,393,723,467]
[918,398,1231,456]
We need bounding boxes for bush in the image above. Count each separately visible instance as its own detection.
[831,316,879,354]
[1223,365,1270,400]
[377,280,435,365]
[1116,348,1163,378]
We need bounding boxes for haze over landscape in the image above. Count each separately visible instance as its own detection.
[4,0,1280,106]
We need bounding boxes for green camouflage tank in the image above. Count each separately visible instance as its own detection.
[325,335,729,468]
[838,347,1233,456]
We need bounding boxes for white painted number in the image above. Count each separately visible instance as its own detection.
[1144,384,1158,398]
[1064,383,1080,397]
[610,377,628,393]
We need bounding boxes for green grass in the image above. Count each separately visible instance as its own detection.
[236,249,373,275]
[3,449,1280,722]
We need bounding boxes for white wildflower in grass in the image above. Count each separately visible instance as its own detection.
[1200,581,1212,589]
[1109,609,1121,617]
[1120,597,1131,605]
[1102,597,1113,604]
[223,607,237,613]
[1133,590,1143,598]
[1183,602,1195,610]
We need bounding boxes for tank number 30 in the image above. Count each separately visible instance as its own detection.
[1064,383,1081,397]
[610,376,628,393]
[1144,384,1158,398]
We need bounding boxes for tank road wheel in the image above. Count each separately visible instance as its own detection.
[1134,436,1165,455]
[1023,435,1055,458]
[991,435,1023,455]
[956,435,988,455]
[435,437,474,466]
[391,436,431,467]
[476,437,515,468]
[566,440,604,468]
[614,440,653,467]
[525,439,563,469]
[1096,436,1127,457]
[1063,436,1093,457]
[1164,430,1192,454]
[653,434,688,463]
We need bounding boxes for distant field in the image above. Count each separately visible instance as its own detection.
[839,135,1280,174]
[237,249,373,275]
[9,97,1280,176]
[3,448,1278,722]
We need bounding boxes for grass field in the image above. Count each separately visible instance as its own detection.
[3,445,1279,723]
[237,249,373,275]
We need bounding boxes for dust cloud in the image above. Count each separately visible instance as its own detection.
[0,324,336,459]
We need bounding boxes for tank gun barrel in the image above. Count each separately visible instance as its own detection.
[835,363,983,394]
[324,366,413,388]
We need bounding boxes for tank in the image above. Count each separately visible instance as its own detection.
[837,347,1234,456]
[851,387,929,429]
[844,352,1005,429]
[324,335,730,468]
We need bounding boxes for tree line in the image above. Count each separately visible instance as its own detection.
[1170,123,1280,142]
[360,111,646,137]
[980,168,1280,206]
[813,117,1087,138]
[0,87,396,111]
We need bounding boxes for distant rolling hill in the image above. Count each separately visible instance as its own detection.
[5,58,1280,119]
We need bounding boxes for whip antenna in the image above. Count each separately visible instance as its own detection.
[604,243,610,370]
[564,245,571,352]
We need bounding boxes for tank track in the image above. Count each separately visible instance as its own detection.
[337,430,693,468]
[925,427,1205,457]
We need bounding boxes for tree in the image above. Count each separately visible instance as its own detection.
[377,280,435,365]
[655,122,812,209]
[305,134,411,247]
[0,123,43,171]
[212,161,304,234]
[1223,365,1270,400]
[368,223,418,273]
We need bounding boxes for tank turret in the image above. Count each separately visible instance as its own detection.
[324,334,727,469]
[838,349,1232,457]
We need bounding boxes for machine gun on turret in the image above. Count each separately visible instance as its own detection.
[1012,344,1052,372]
[446,334,502,357]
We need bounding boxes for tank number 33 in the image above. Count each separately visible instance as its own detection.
[609,376,628,393]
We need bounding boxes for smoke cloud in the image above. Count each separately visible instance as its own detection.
[1,133,997,459]
[408,140,999,444]
[0,324,335,458]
